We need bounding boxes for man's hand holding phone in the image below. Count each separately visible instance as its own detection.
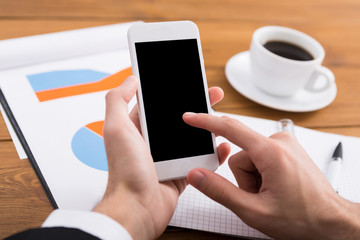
[93,76,230,240]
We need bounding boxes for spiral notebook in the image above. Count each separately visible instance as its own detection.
[1,23,360,239]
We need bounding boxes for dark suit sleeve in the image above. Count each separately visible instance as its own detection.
[4,227,100,240]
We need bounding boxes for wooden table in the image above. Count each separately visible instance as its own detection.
[0,0,359,239]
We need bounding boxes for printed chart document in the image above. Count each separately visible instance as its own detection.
[0,22,137,210]
[1,23,360,239]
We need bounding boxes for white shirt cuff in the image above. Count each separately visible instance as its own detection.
[42,209,132,240]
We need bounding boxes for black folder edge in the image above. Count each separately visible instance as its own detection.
[0,88,58,209]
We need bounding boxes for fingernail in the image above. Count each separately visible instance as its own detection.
[189,170,206,189]
[184,112,196,117]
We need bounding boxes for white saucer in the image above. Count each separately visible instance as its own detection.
[225,51,337,112]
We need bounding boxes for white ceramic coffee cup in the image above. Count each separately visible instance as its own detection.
[249,26,335,97]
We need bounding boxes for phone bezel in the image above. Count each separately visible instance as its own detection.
[128,21,218,181]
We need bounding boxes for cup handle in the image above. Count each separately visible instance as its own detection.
[304,66,335,92]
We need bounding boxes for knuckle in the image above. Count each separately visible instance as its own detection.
[248,138,268,156]
[267,140,283,155]
[103,123,115,139]
[221,118,239,135]
[105,89,117,103]
[268,141,293,166]
[228,155,237,171]
[103,121,124,139]
[271,131,294,141]
[213,184,229,203]
[105,89,127,109]
[222,117,238,127]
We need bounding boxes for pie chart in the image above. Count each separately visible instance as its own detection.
[27,67,133,170]
[71,121,108,171]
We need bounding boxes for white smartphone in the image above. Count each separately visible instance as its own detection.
[127,21,218,181]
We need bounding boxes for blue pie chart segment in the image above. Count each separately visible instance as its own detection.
[71,126,108,171]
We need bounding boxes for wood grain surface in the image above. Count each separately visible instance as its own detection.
[0,0,359,239]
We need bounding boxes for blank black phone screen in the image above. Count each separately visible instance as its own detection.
[135,39,214,162]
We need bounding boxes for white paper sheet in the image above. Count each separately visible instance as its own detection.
[0,22,137,71]
[0,21,139,160]
[0,49,135,210]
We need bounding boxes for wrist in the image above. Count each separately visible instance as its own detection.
[93,194,155,240]
[313,194,360,240]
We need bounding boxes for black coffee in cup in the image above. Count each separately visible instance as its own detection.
[263,41,314,61]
